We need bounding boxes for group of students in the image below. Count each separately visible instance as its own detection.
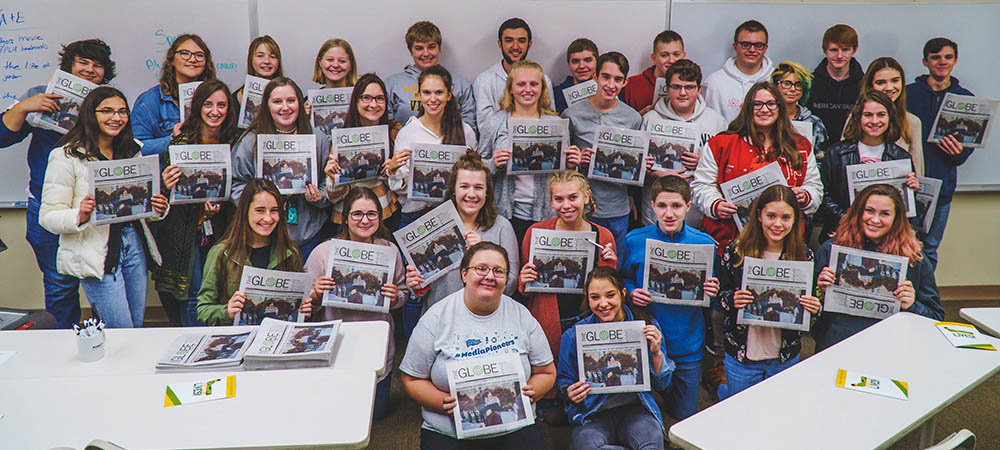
[0,13,971,450]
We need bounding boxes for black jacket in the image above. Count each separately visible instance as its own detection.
[820,140,913,235]
[807,58,865,143]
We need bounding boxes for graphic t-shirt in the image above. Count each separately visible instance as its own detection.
[858,142,883,164]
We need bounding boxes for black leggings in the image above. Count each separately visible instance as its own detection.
[419,423,548,450]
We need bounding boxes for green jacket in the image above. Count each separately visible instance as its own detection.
[196,241,302,326]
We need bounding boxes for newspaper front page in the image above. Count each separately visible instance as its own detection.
[561,79,598,109]
[407,143,467,202]
[156,330,256,371]
[168,144,231,204]
[235,266,313,326]
[913,176,942,233]
[322,238,397,313]
[256,134,317,195]
[448,354,534,439]
[331,124,389,185]
[845,159,916,217]
[88,155,160,225]
[929,93,999,148]
[645,118,699,172]
[393,201,468,288]
[26,69,98,134]
[824,245,909,320]
[719,162,788,231]
[737,257,813,331]
[652,77,670,105]
[588,125,649,186]
[576,320,651,394]
[791,120,815,149]
[642,240,714,306]
[507,118,569,175]
[525,229,598,294]
[243,318,342,361]
[237,75,268,128]
[178,81,203,122]
[308,87,352,137]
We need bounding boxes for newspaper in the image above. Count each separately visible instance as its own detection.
[26,69,98,134]
[256,134,318,195]
[155,330,256,372]
[845,160,916,217]
[507,118,569,175]
[243,318,342,370]
[235,266,313,326]
[928,93,999,148]
[167,144,231,204]
[331,125,389,185]
[645,118,699,172]
[178,81,203,122]
[719,162,788,231]
[642,240,714,306]
[576,320,651,394]
[561,79,598,109]
[823,245,908,320]
[588,125,649,186]
[392,201,468,288]
[736,257,813,331]
[913,176,942,233]
[88,155,161,225]
[448,354,534,439]
[237,75,269,129]
[407,143,467,202]
[321,238,397,313]
[652,77,670,105]
[308,87,352,137]
[791,120,815,149]
[525,229,598,294]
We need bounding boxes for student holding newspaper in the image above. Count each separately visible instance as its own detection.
[233,35,283,108]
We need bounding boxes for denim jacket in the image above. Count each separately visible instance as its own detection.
[132,84,179,157]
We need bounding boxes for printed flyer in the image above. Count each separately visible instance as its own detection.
[88,155,161,225]
[322,238,397,313]
[824,245,908,320]
[164,375,236,407]
[256,134,318,195]
[507,118,569,175]
[525,229,598,294]
[576,320,651,394]
[393,201,468,288]
[448,354,534,439]
[835,368,909,400]
[235,266,313,326]
[642,240,714,306]
[167,144,231,204]
[737,257,813,331]
[588,125,649,186]
[935,322,997,351]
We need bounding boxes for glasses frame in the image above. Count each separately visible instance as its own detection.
[176,49,207,62]
[736,41,768,51]
[464,265,509,279]
[95,108,130,118]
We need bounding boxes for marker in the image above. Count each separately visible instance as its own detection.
[585,238,606,251]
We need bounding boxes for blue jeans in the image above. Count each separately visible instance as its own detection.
[591,215,629,255]
[921,198,951,270]
[25,197,81,329]
[570,402,664,450]
[373,375,392,420]
[157,243,205,327]
[297,227,330,263]
[79,226,148,328]
[658,358,700,421]
[718,352,799,400]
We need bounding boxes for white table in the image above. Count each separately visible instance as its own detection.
[0,368,376,449]
[668,313,1000,450]
[0,321,390,379]
[960,307,1000,338]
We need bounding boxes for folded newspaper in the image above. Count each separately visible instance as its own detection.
[407,143,467,203]
[322,238,398,313]
[26,69,98,134]
[235,266,313,326]
[237,74,269,128]
[928,93,999,148]
[168,144,231,204]
[913,176,942,233]
[308,87,352,137]
[525,229,597,294]
[576,320,651,394]
[642,240,714,306]
[845,159,916,217]
[823,245,908,320]
[588,125,649,186]
[645,118,699,173]
[791,120,815,149]
[257,134,318,195]
[88,155,161,225]
[507,118,569,175]
[156,330,256,372]
[736,257,813,331]
[243,318,342,370]
[332,124,389,185]
[448,354,535,439]
[178,81,203,123]
[720,162,787,231]
[561,79,597,109]
[393,201,468,288]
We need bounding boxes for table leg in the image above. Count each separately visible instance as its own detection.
[919,415,937,448]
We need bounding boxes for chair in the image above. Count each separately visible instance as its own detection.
[925,429,976,450]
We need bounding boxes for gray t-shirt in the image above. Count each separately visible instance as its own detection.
[400,289,553,438]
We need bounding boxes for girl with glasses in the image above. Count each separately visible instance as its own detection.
[771,61,829,164]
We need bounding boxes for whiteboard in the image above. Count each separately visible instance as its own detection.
[0,0,251,207]
[671,1,1000,191]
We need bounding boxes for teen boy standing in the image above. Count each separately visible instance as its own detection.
[620,30,687,116]
[806,24,864,142]
[474,17,554,130]
[703,20,774,123]
[553,38,599,113]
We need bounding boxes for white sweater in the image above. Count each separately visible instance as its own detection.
[390,117,478,213]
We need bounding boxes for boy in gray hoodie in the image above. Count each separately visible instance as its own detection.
[703,20,774,123]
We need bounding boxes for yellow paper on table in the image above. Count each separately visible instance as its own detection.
[935,322,997,351]
[164,375,236,407]
[835,369,908,400]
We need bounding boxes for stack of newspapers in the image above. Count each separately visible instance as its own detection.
[242,318,343,370]
[156,330,257,372]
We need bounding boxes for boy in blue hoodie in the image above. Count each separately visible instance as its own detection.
[620,175,720,420]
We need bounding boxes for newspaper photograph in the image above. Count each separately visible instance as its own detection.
[824,245,909,320]
[26,69,98,134]
[719,162,788,231]
[525,229,598,294]
[308,87,352,137]
[393,201,468,288]
[737,257,813,331]
[407,143,467,202]
[167,144,231,204]
[332,125,389,185]
[157,330,255,369]
[507,118,569,175]
[845,160,916,217]
[237,75,269,128]
[235,266,313,326]
[791,120,815,149]
[652,77,670,105]
[929,93,999,148]
[256,134,317,195]
[561,79,598,109]
[576,320,651,394]
[88,155,160,225]
[913,176,942,233]
[245,318,341,356]
[448,354,534,439]
[642,240,714,307]
[588,125,649,186]
[322,238,397,313]
[646,118,699,172]
[178,81,203,122]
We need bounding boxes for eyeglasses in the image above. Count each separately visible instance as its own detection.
[95,108,130,117]
[668,84,698,93]
[751,101,779,111]
[349,210,379,221]
[360,95,386,104]
[777,80,804,91]
[465,265,508,279]
[736,41,768,51]
[176,50,207,62]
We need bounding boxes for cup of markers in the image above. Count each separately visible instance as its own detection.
[75,318,106,362]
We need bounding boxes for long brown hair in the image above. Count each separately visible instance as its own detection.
[445,150,498,230]
[582,266,655,324]
[336,186,391,242]
[344,73,392,152]
[498,60,556,116]
[217,178,302,283]
[251,77,312,135]
[834,184,923,266]
[860,57,912,144]
[723,82,804,170]
[158,34,216,99]
[246,35,283,78]
[843,90,902,144]
[312,38,357,86]
[417,65,466,146]
[59,86,140,160]
[178,79,239,145]
[732,185,807,266]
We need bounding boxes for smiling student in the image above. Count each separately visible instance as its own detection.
[703,20,775,123]
[474,18,555,129]
[553,38,599,114]
[233,35,283,106]
[771,62,829,164]
[312,39,357,89]
[806,24,863,142]
[856,57,923,176]
[620,30,687,115]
